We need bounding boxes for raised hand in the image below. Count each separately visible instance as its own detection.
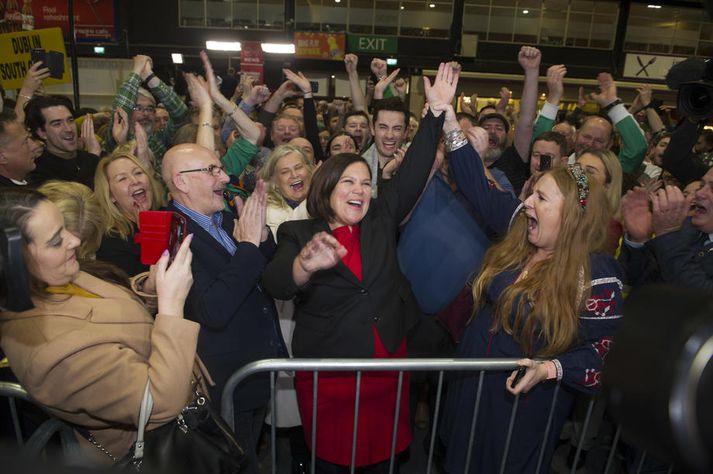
[546,64,567,105]
[637,85,653,107]
[297,232,347,275]
[283,68,312,95]
[393,77,407,100]
[495,87,511,115]
[80,115,101,156]
[374,68,400,100]
[134,120,153,169]
[112,108,130,145]
[517,46,541,73]
[465,126,489,159]
[233,179,268,246]
[382,147,405,179]
[20,61,50,97]
[245,85,271,107]
[424,62,459,116]
[184,72,212,109]
[155,234,194,318]
[199,51,222,101]
[651,185,687,236]
[621,187,652,243]
[591,72,618,108]
[578,86,587,109]
[344,53,359,75]
[371,58,388,79]
[132,54,151,76]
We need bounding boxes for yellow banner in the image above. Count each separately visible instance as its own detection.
[0,27,71,89]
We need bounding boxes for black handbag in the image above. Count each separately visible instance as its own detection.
[88,381,246,474]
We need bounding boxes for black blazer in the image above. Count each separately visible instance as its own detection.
[168,203,285,411]
[261,110,444,358]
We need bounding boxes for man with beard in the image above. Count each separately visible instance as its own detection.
[24,96,100,189]
[362,96,409,197]
[478,46,542,196]
[104,54,187,168]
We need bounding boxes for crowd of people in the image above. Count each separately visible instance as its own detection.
[0,44,710,473]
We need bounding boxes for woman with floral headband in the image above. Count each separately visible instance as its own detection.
[436,103,624,473]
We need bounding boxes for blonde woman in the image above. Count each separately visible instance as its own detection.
[438,108,624,473]
[95,151,166,276]
[257,144,315,471]
[576,148,624,254]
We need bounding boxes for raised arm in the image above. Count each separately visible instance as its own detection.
[184,72,215,151]
[283,68,325,162]
[14,62,50,123]
[532,64,566,143]
[513,46,542,161]
[344,54,367,111]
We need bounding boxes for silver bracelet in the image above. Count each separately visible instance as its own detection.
[444,129,468,152]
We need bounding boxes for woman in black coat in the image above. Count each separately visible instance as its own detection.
[261,63,458,472]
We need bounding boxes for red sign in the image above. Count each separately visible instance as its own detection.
[294,32,345,61]
[240,41,264,83]
[32,0,117,42]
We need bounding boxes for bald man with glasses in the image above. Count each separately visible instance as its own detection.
[162,143,286,474]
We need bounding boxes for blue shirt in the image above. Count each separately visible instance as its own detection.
[172,200,237,255]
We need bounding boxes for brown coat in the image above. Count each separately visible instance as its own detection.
[0,271,204,463]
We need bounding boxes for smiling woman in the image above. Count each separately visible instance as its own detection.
[94,151,166,276]
[262,61,458,471]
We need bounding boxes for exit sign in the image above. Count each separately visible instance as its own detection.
[347,35,398,54]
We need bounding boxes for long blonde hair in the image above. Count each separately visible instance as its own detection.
[258,145,314,209]
[94,151,165,239]
[472,166,611,357]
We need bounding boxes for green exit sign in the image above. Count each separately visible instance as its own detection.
[347,35,398,54]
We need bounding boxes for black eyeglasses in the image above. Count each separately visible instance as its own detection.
[132,105,156,114]
[178,164,225,177]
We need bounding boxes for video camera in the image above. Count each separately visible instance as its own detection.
[666,57,713,120]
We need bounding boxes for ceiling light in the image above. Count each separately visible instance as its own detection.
[386,58,398,65]
[647,4,662,8]
[335,0,341,3]
[205,41,241,51]
[429,3,435,7]
[523,9,529,14]
[400,4,404,9]
[261,43,296,54]
[171,53,184,64]
[93,46,105,54]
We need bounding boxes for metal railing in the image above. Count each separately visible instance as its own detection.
[221,358,675,474]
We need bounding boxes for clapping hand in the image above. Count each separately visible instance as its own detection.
[112,107,130,145]
[233,179,268,246]
[621,186,652,243]
[651,185,687,236]
[283,68,312,95]
[591,72,618,108]
[546,64,567,105]
[80,115,101,156]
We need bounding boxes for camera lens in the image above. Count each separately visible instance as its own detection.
[679,83,713,119]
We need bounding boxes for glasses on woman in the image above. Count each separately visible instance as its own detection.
[178,164,226,177]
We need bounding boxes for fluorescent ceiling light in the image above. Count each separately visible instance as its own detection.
[206,41,241,51]
[171,53,184,64]
[93,46,105,54]
[429,3,435,7]
[261,43,295,54]
[522,9,529,14]
[647,4,661,8]
[386,58,398,66]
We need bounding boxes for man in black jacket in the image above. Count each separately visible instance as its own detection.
[24,95,100,189]
[161,143,285,474]
[0,110,40,188]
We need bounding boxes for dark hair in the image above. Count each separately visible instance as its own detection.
[478,112,510,133]
[533,131,568,157]
[24,95,75,135]
[478,104,497,115]
[343,110,369,128]
[325,132,358,158]
[307,153,371,222]
[0,109,19,146]
[0,188,49,297]
[456,112,477,127]
[372,97,409,129]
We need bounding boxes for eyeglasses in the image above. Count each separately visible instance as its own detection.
[132,105,156,114]
[178,164,226,177]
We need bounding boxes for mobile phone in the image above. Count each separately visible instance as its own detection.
[309,81,319,93]
[134,211,187,265]
[511,366,528,389]
[539,154,552,172]
[30,49,64,79]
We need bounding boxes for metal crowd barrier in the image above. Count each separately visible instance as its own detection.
[0,381,82,462]
[221,358,675,474]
